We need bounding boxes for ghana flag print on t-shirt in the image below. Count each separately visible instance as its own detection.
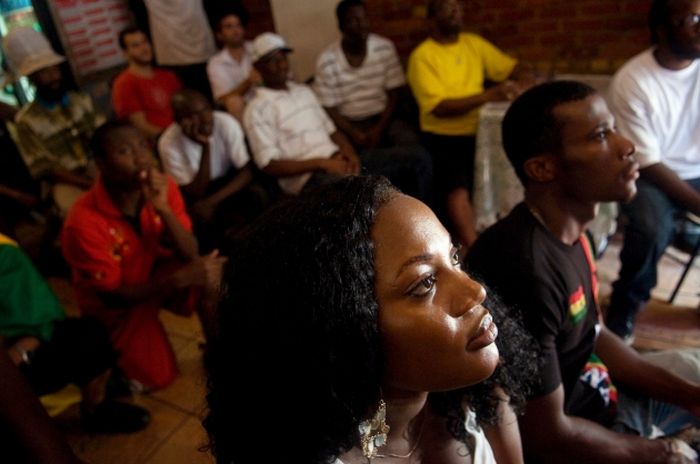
[569,285,587,323]
[569,233,600,324]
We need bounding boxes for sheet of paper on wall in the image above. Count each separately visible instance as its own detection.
[50,0,130,79]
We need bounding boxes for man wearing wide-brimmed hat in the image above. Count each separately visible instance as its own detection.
[4,27,104,215]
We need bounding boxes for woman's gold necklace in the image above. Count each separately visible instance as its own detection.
[373,410,426,460]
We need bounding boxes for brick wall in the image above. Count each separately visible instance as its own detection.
[248,0,652,75]
[240,0,275,38]
[462,0,650,74]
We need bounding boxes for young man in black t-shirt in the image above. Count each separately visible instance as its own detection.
[467,80,700,463]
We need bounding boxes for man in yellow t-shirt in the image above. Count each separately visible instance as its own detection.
[407,0,533,250]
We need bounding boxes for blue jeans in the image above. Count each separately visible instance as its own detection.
[607,177,700,338]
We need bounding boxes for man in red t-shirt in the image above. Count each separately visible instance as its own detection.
[62,121,225,389]
[112,27,182,140]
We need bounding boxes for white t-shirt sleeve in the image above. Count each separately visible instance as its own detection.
[314,46,341,108]
[608,73,661,167]
[158,124,193,185]
[382,38,406,90]
[216,111,250,169]
[243,100,283,169]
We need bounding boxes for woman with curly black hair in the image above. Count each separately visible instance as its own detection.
[204,175,537,463]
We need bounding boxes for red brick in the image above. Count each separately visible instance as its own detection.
[579,32,620,45]
[241,0,274,36]
[481,0,522,10]
[605,17,646,30]
[539,32,577,45]
[519,20,560,33]
[381,18,423,36]
[245,0,652,73]
[581,3,622,16]
[624,0,652,15]
[497,9,536,22]
[516,45,551,61]
[537,5,577,19]
[468,12,495,24]
[562,19,607,31]
[499,35,537,48]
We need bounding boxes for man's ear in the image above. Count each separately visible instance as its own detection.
[523,154,557,183]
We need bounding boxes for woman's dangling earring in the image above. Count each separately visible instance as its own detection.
[359,399,390,458]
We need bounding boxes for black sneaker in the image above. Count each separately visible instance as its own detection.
[82,401,150,433]
[105,369,133,399]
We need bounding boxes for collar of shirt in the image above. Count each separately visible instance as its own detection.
[91,175,164,238]
[92,176,125,219]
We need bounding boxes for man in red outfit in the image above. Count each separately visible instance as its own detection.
[62,121,224,390]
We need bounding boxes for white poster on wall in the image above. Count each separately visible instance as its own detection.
[50,0,130,79]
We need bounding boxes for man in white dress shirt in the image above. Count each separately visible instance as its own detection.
[206,5,261,121]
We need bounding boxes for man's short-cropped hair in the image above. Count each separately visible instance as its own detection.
[502,80,597,185]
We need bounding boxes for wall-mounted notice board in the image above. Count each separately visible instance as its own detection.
[50,0,130,79]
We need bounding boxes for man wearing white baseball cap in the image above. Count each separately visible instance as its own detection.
[249,31,293,62]
[244,32,432,198]
[243,32,359,195]
[4,27,103,215]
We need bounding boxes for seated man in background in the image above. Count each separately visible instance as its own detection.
[112,27,182,141]
[244,32,430,200]
[159,89,266,251]
[0,233,149,434]
[315,0,417,149]
[314,0,432,202]
[407,0,534,250]
[606,0,700,340]
[5,27,102,215]
[468,81,700,463]
[62,121,225,390]
[206,5,260,121]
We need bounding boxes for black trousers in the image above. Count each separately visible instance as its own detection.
[19,317,117,396]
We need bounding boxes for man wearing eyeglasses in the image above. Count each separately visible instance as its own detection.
[607,0,700,341]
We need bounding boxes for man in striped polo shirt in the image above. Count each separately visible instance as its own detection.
[314,0,432,203]
[315,0,417,151]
